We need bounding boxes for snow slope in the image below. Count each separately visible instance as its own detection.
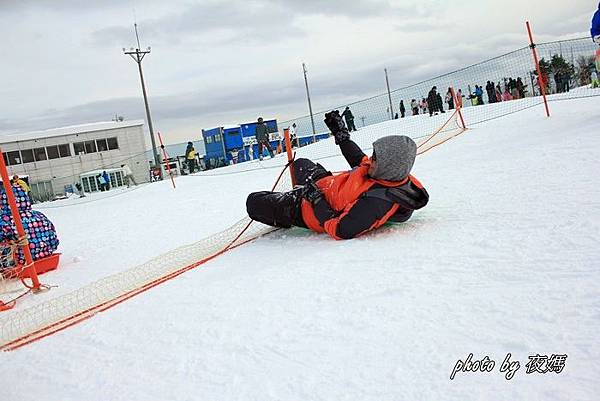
[1,96,600,401]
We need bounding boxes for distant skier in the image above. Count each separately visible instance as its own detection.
[246,111,429,240]
[592,2,600,44]
[255,117,274,161]
[399,100,406,118]
[342,107,357,132]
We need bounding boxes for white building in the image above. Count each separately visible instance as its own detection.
[0,120,149,201]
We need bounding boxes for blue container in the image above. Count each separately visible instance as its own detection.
[202,127,226,160]
[223,126,243,151]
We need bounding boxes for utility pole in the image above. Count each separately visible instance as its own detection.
[302,63,317,143]
[123,23,161,171]
[384,68,394,120]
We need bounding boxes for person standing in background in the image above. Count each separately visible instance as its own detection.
[427,87,438,116]
[342,107,357,132]
[288,122,299,148]
[516,77,526,98]
[456,89,464,108]
[121,164,137,187]
[102,171,111,191]
[445,88,454,110]
[185,142,197,174]
[255,117,274,161]
[436,92,445,114]
[399,100,406,118]
[411,99,419,115]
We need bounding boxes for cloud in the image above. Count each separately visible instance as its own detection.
[89,0,425,48]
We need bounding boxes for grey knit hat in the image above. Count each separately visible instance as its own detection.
[371,135,417,181]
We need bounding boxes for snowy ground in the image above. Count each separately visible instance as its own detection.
[1,96,600,401]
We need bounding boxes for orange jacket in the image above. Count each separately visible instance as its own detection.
[301,155,425,240]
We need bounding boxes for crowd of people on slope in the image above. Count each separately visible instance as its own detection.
[393,77,531,118]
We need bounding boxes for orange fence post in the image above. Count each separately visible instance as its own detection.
[283,128,296,186]
[157,132,176,190]
[526,21,551,118]
[450,87,467,129]
[0,148,40,290]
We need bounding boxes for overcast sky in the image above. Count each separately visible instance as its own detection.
[0,0,595,146]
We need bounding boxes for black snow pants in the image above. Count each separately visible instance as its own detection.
[246,158,331,228]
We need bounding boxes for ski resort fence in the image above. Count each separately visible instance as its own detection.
[1,34,599,350]
[280,36,599,142]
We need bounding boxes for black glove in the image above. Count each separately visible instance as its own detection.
[300,178,338,225]
[301,180,323,204]
[324,110,350,145]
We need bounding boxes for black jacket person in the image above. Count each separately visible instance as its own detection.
[254,117,274,159]
[342,107,357,131]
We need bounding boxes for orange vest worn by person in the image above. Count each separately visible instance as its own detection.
[300,155,425,240]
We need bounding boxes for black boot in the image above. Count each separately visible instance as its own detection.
[246,191,305,228]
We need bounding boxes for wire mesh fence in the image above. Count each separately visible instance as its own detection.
[281,37,599,140]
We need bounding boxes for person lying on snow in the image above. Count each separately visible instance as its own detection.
[246,110,429,240]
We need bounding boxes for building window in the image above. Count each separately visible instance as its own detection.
[21,149,34,163]
[46,145,60,160]
[107,137,119,150]
[115,171,123,186]
[74,142,85,155]
[96,138,108,152]
[206,136,213,144]
[6,151,21,165]
[84,140,97,154]
[58,144,71,157]
[87,176,98,192]
[34,147,47,161]
[215,133,222,142]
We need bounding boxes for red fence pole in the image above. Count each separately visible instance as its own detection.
[157,132,176,190]
[283,128,296,187]
[450,87,467,129]
[526,21,551,117]
[0,148,40,290]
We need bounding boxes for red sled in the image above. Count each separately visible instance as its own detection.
[2,253,61,280]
